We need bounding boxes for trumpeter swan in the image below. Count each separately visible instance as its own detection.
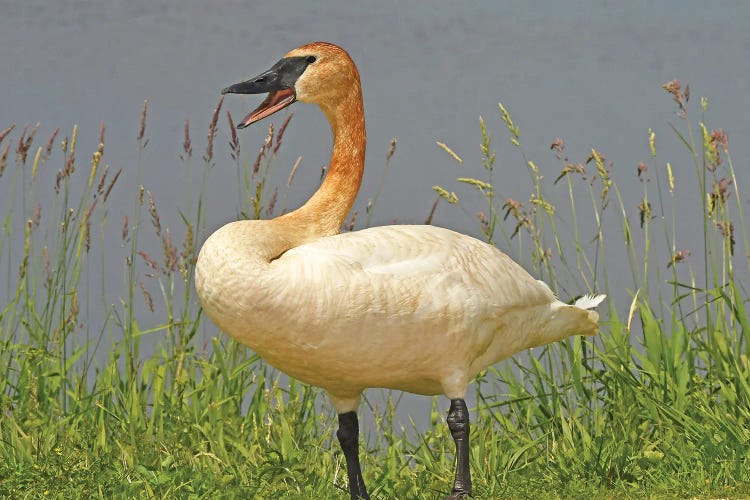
[196,42,605,499]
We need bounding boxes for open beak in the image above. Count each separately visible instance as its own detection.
[227,87,295,128]
[222,56,311,128]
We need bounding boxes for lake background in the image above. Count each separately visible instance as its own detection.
[2,1,748,426]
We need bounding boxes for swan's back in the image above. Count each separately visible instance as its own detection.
[279,224,554,312]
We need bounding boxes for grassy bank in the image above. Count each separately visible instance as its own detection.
[1,83,749,498]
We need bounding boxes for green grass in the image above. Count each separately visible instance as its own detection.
[1,82,749,499]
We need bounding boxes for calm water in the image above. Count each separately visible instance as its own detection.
[2,1,749,426]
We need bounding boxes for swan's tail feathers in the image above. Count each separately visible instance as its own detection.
[573,293,607,310]
[540,294,606,342]
[566,293,606,337]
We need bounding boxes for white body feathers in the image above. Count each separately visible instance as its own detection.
[195,222,604,412]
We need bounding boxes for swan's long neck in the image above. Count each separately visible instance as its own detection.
[279,83,366,238]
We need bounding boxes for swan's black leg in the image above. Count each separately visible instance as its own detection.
[446,398,471,499]
[337,411,370,500]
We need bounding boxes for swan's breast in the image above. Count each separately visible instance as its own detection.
[195,221,275,333]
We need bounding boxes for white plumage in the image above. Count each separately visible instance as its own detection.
[197,222,603,411]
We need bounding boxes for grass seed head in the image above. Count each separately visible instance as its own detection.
[710,128,728,152]
[553,163,585,184]
[638,200,652,228]
[265,123,274,148]
[138,251,159,271]
[140,282,154,313]
[274,113,294,154]
[662,79,687,114]
[0,124,15,145]
[44,127,59,161]
[711,178,732,208]
[137,100,148,142]
[252,144,265,176]
[96,165,109,195]
[266,187,278,216]
[204,97,224,163]
[477,211,488,232]
[386,137,397,163]
[181,222,195,273]
[162,228,178,272]
[227,111,240,160]
[637,161,648,181]
[32,203,41,228]
[287,156,301,187]
[147,191,161,237]
[0,145,9,178]
[122,215,129,242]
[432,185,458,204]
[103,168,121,203]
[436,141,463,164]
[716,220,735,255]
[16,123,40,165]
[346,210,358,232]
[424,196,439,225]
[667,249,691,268]
[181,118,192,160]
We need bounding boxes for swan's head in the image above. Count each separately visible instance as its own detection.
[222,42,360,128]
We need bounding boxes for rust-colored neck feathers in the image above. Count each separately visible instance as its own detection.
[277,54,366,240]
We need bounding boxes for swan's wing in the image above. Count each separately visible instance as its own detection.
[274,225,554,311]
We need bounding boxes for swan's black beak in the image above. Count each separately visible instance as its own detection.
[221,68,282,96]
[222,56,311,128]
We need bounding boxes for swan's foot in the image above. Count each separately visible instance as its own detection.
[337,411,370,500]
[446,398,472,499]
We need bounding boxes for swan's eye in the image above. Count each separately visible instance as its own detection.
[306,55,317,64]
